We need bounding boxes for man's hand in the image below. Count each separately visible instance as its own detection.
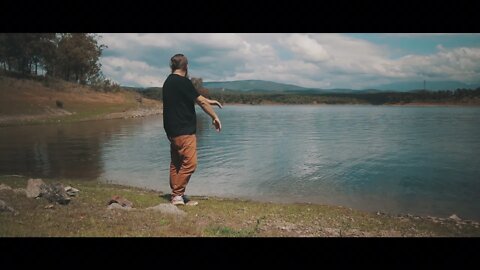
[196,95,222,132]
[209,99,223,109]
[212,117,222,132]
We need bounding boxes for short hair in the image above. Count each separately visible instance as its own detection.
[170,54,188,73]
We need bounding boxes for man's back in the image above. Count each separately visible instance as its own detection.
[162,73,200,137]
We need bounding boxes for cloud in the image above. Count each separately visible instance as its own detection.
[101,56,170,87]
[283,34,331,62]
[98,33,480,89]
[396,46,480,82]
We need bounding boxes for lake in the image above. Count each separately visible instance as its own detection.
[1,105,479,220]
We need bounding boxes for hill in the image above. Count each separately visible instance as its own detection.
[204,79,480,93]
[0,75,162,126]
[203,80,310,91]
[370,81,480,92]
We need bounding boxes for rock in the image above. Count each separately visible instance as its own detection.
[0,199,18,215]
[277,222,297,232]
[449,214,461,221]
[64,186,80,197]
[345,229,364,237]
[146,203,186,217]
[323,227,341,236]
[26,178,45,198]
[39,183,71,205]
[0,184,13,192]
[44,204,55,209]
[108,195,133,208]
[13,188,26,195]
[107,203,132,210]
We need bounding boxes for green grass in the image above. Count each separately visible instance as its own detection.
[1,175,479,237]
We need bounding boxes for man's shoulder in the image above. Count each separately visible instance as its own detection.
[165,74,191,84]
[164,74,174,82]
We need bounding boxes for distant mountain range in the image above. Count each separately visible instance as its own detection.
[203,79,480,93]
[123,80,480,94]
[371,81,480,91]
[203,80,309,91]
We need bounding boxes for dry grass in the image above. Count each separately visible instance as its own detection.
[0,75,162,126]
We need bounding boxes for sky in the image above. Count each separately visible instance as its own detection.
[98,33,480,90]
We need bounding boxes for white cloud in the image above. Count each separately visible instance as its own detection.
[101,56,169,87]
[396,46,480,82]
[283,34,330,62]
[100,33,173,49]
[98,33,480,89]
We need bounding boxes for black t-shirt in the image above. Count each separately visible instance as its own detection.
[162,73,200,137]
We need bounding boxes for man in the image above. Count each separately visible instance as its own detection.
[162,53,222,206]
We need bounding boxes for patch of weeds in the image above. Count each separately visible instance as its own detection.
[204,226,253,237]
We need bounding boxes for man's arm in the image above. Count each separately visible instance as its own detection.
[204,97,223,108]
[196,95,222,132]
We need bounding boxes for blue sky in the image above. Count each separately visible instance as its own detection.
[99,33,480,89]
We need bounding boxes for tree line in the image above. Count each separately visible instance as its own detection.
[0,33,116,90]
[333,88,480,105]
[136,85,480,105]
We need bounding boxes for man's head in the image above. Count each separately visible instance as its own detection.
[170,54,188,76]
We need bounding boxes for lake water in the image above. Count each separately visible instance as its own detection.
[1,105,479,220]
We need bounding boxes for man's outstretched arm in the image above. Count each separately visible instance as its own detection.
[204,97,223,108]
[196,95,222,132]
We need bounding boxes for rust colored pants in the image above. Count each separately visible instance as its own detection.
[168,134,197,197]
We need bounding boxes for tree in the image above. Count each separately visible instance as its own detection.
[191,77,210,97]
[0,33,57,76]
[31,33,57,76]
[54,33,106,84]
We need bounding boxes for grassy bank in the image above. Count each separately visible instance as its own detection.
[0,75,162,127]
[1,175,478,237]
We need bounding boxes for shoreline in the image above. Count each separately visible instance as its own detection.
[1,175,479,237]
[222,102,480,107]
[0,105,163,127]
[2,102,478,127]
[0,74,164,127]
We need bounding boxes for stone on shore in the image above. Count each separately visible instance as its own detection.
[107,202,132,210]
[449,214,461,221]
[0,199,18,215]
[64,186,80,197]
[39,183,71,205]
[108,195,134,208]
[13,188,26,195]
[0,184,13,192]
[146,203,186,217]
[26,178,45,198]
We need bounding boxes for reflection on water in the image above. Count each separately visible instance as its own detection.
[0,121,115,179]
[1,105,480,220]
